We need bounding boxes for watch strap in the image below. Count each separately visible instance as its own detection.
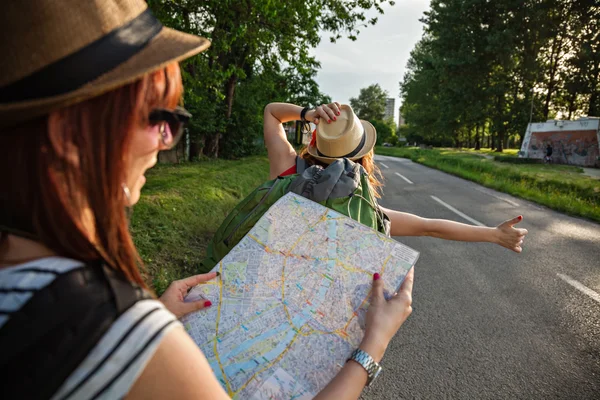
[347,348,382,387]
[300,106,311,122]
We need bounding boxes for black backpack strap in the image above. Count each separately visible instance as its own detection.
[0,261,151,399]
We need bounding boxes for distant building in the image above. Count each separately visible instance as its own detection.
[398,106,405,127]
[384,98,395,121]
[519,117,600,167]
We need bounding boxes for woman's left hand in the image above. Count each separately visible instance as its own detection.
[159,272,218,318]
[494,215,528,253]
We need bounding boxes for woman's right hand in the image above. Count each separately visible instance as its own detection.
[359,269,414,361]
[307,102,342,125]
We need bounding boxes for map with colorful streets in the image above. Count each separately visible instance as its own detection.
[182,192,419,399]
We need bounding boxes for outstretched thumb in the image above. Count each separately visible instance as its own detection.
[370,273,385,306]
[503,215,523,228]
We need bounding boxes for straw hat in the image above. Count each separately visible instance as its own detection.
[307,104,377,164]
[0,0,211,128]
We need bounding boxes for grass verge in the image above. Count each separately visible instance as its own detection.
[457,147,519,157]
[131,156,270,293]
[376,146,600,223]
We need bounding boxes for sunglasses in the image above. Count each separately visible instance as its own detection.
[149,106,192,149]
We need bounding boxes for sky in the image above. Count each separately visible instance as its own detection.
[311,0,431,124]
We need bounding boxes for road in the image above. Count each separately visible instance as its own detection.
[363,155,600,399]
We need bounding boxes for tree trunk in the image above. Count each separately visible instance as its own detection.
[543,32,565,119]
[454,129,460,148]
[588,68,599,116]
[567,93,575,120]
[496,127,504,152]
[589,91,598,117]
[467,126,472,149]
[225,74,237,119]
[203,134,219,158]
[189,137,203,161]
[542,63,554,119]
[210,75,238,158]
[475,125,481,150]
[543,80,555,119]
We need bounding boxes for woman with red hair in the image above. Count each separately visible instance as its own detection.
[0,1,413,399]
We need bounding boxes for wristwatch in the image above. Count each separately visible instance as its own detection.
[347,348,383,387]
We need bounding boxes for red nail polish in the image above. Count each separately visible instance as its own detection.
[518,216,523,220]
[328,119,331,123]
[204,300,212,307]
[373,273,380,281]
[333,117,337,121]
[337,112,340,115]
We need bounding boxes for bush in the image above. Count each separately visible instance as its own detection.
[370,119,396,145]
[494,155,543,164]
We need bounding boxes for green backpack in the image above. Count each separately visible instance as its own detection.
[201,157,390,270]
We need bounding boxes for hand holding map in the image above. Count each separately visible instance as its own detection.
[361,268,414,361]
[160,271,218,318]
[183,193,419,399]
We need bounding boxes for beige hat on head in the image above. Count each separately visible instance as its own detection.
[0,0,211,128]
[307,104,377,164]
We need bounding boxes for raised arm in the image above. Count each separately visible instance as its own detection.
[263,103,302,179]
[381,207,528,253]
[263,102,341,179]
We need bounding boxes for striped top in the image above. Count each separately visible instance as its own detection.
[0,257,180,399]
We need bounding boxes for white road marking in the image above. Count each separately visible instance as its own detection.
[430,196,485,226]
[394,172,414,184]
[379,162,389,169]
[557,273,600,305]
[474,187,520,207]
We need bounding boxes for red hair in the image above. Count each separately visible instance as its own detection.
[0,63,183,289]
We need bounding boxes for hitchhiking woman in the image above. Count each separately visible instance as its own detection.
[0,1,413,399]
[264,102,528,252]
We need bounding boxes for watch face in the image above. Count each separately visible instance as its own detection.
[367,365,382,387]
[372,367,382,381]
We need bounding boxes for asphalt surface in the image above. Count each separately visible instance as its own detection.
[362,155,600,400]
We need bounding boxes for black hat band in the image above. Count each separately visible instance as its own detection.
[0,9,162,103]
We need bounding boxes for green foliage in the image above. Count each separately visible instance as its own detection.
[131,157,270,293]
[369,119,396,145]
[350,84,389,120]
[400,0,600,150]
[148,0,395,159]
[220,69,286,158]
[375,146,600,222]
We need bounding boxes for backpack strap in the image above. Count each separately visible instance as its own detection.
[295,156,309,174]
[0,260,151,399]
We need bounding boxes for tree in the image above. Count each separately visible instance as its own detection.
[398,0,597,150]
[350,84,388,121]
[148,0,397,159]
[370,119,396,145]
